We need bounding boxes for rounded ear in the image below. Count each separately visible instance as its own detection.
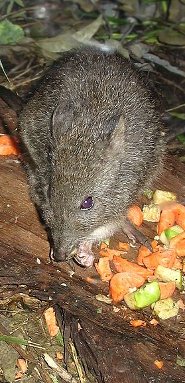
[94,115,125,160]
[103,114,125,141]
[51,102,74,138]
[103,115,121,139]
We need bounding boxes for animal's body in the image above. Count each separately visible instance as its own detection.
[19,48,164,266]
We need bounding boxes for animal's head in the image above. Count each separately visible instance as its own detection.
[48,104,129,261]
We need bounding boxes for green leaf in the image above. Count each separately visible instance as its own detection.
[158,28,185,46]
[6,0,24,14]
[0,19,24,45]
[170,112,185,120]
[55,330,63,346]
[0,334,28,346]
[15,0,24,6]
[107,16,129,26]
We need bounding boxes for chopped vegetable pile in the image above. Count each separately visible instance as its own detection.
[94,190,185,319]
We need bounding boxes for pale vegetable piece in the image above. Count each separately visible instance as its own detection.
[95,294,112,304]
[143,203,161,222]
[153,190,176,204]
[154,265,183,290]
[165,225,184,240]
[159,231,169,246]
[159,225,184,246]
[152,298,179,320]
[124,292,137,310]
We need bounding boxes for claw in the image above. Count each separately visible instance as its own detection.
[122,218,152,252]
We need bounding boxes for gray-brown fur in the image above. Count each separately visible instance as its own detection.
[19,47,165,265]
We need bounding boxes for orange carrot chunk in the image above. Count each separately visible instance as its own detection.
[113,255,153,278]
[100,242,109,250]
[143,249,176,270]
[95,257,113,282]
[175,238,185,257]
[109,272,145,303]
[130,319,146,327]
[172,257,183,270]
[137,245,151,266]
[173,203,185,230]
[127,205,143,227]
[169,231,185,251]
[158,281,176,299]
[99,248,122,260]
[177,299,185,310]
[44,307,59,337]
[0,134,20,156]
[154,360,164,369]
[17,358,27,374]
[157,208,176,235]
[151,240,163,252]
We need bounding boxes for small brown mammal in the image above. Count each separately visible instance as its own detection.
[19,47,164,266]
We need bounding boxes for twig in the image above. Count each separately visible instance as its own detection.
[44,353,78,383]
[167,103,185,112]
[69,339,87,383]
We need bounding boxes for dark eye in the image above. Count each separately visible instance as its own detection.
[80,196,94,210]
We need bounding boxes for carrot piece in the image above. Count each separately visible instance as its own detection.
[15,371,23,380]
[127,205,143,227]
[109,272,145,303]
[151,240,162,252]
[154,360,164,369]
[17,358,27,374]
[143,249,176,270]
[177,299,185,310]
[172,257,182,270]
[173,203,185,230]
[0,134,20,156]
[100,242,108,250]
[183,263,185,273]
[158,281,176,299]
[158,203,185,234]
[169,231,185,251]
[99,248,122,260]
[95,257,113,282]
[118,242,130,251]
[137,245,151,266]
[157,208,176,235]
[175,238,185,257]
[44,307,59,337]
[56,352,63,360]
[130,319,146,327]
[113,255,153,278]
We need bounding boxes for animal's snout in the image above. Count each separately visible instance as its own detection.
[49,245,78,262]
[49,247,67,262]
